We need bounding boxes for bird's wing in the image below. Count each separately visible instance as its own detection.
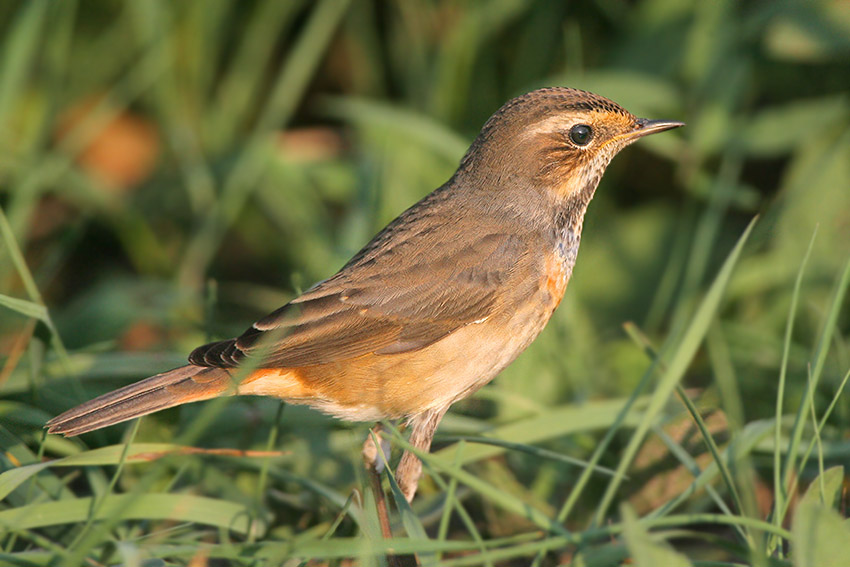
[189,226,529,369]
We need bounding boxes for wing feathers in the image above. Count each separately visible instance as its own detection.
[190,228,529,370]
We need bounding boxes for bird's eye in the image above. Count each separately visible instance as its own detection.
[569,124,593,146]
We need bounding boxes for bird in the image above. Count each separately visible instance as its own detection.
[47,87,683,502]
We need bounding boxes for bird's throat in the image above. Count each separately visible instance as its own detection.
[550,174,600,279]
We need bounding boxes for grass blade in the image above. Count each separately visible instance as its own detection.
[0,442,286,501]
[0,493,255,534]
[392,428,570,537]
[771,227,818,543]
[436,396,649,465]
[0,0,48,132]
[779,253,850,521]
[0,294,48,321]
[177,0,352,287]
[593,217,757,525]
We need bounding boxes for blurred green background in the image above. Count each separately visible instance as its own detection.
[0,0,849,565]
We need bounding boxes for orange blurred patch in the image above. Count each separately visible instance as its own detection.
[276,127,343,163]
[0,319,36,388]
[56,97,160,193]
[187,550,208,567]
[629,405,730,514]
[119,320,166,351]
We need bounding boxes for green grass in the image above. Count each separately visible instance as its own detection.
[1,1,849,565]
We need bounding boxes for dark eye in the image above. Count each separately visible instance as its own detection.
[569,124,593,146]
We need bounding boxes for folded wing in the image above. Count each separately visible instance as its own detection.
[190,224,528,369]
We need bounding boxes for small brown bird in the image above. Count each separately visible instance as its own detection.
[48,87,683,501]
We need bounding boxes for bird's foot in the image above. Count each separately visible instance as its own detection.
[362,423,392,474]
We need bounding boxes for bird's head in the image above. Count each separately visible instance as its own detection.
[459,87,684,204]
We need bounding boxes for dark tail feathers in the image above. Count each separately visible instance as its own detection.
[46,365,234,437]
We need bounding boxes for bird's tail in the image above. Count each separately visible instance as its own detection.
[46,365,236,437]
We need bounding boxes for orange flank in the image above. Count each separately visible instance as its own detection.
[544,251,570,308]
[238,367,313,399]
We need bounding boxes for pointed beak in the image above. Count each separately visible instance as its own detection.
[627,118,686,140]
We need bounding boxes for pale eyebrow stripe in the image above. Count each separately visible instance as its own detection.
[521,113,585,139]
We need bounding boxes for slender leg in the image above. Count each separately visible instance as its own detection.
[362,423,393,539]
[396,406,449,502]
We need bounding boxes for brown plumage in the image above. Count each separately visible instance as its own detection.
[47,87,683,501]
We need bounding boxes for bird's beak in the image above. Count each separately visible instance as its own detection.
[628,118,686,139]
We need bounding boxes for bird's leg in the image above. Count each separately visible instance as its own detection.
[396,406,449,502]
[362,423,393,539]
